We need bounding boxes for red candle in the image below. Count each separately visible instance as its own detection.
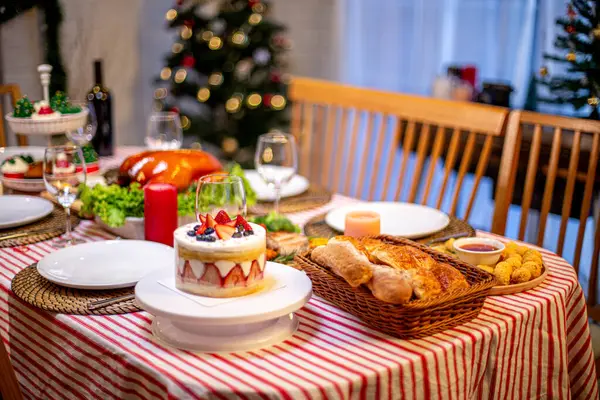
[144,183,178,247]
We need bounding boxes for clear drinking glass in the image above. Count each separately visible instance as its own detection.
[145,112,183,150]
[195,174,246,219]
[65,100,97,145]
[254,132,298,214]
[43,145,87,247]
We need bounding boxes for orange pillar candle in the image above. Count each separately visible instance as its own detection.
[344,211,381,238]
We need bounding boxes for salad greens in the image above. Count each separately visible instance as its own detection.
[249,212,301,233]
[80,163,256,228]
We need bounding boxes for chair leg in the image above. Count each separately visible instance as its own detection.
[0,341,23,400]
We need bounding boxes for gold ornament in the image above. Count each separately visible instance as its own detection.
[225,96,242,113]
[165,9,177,21]
[248,13,262,25]
[201,31,214,41]
[154,88,167,99]
[270,95,286,110]
[221,137,239,154]
[181,26,193,40]
[208,72,224,86]
[231,31,247,46]
[209,37,223,50]
[160,67,172,80]
[588,96,599,106]
[174,68,187,83]
[252,3,266,13]
[246,93,262,108]
[539,66,548,77]
[180,115,191,130]
[566,52,576,61]
[197,87,210,102]
[172,43,184,54]
[593,25,600,38]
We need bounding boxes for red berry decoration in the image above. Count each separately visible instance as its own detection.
[182,55,196,68]
[263,93,272,107]
[234,215,252,231]
[206,214,217,229]
[215,224,236,240]
[170,107,180,114]
[248,0,260,6]
[215,210,231,224]
[38,105,54,115]
[566,25,575,34]
[270,72,281,83]
[184,19,194,27]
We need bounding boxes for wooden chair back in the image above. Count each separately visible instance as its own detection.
[0,340,22,400]
[492,110,600,319]
[0,84,27,148]
[288,77,508,221]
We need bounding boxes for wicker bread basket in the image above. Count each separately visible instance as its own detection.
[295,235,496,339]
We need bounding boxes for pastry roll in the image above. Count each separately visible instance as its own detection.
[311,241,373,287]
[366,264,412,304]
[429,262,470,292]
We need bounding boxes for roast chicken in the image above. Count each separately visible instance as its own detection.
[118,150,222,190]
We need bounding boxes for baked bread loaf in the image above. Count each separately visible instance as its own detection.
[311,240,373,287]
[366,264,412,304]
[311,236,469,303]
[266,232,309,255]
[118,149,222,190]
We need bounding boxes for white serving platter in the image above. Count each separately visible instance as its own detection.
[326,201,450,239]
[37,240,174,289]
[0,195,53,229]
[244,169,310,201]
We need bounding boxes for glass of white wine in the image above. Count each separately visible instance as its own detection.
[254,132,298,214]
[43,145,87,247]
[145,112,183,150]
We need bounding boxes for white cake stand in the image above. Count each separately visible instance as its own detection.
[135,261,312,353]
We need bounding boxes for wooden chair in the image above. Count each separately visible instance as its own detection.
[288,77,508,222]
[491,110,600,375]
[0,340,23,400]
[0,84,28,148]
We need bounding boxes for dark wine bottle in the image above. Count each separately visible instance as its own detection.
[88,60,114,156]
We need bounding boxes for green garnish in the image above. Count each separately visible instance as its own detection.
[249,212,301,233]
[79,162,256,227]
[272,252,296,265]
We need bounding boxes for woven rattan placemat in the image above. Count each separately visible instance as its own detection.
[0,206,80,248]
[11,264,140,315]
[303,213,475,243]
[249,185,332,215]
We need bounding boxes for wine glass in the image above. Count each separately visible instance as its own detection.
[65,100,97,145]
[196,174,246,220]
[43,145,87,247]
[145,112,183,150]
[254,132,298,214]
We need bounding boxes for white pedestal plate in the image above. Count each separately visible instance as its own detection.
[135,262,312,353]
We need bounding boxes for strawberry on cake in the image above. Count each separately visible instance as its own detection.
[174,210,267,298]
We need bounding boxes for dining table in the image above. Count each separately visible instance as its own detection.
[0,147,598,400]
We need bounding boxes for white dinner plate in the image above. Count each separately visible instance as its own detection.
[0,195,54,229]
[0,146,46,192]
[37,240,174,289]
[244,170,310,201]
[325,202,450,239]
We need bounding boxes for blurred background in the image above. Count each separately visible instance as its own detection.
[0,0,592,149]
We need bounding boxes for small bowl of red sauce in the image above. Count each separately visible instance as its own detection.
[453,237,505,266]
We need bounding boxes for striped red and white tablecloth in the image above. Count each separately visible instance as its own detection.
[1,167,598,398]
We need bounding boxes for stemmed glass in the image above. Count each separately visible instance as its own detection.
[145,112,183,150]
[43,145,87,247]
[196,174,247,219]
[254,132,298,214]
[65,100,97,145]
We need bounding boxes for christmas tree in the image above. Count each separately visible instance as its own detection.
[538,1,600,119]
[155,0,291,158]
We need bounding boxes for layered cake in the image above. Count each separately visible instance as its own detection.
[174,210,267,298]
